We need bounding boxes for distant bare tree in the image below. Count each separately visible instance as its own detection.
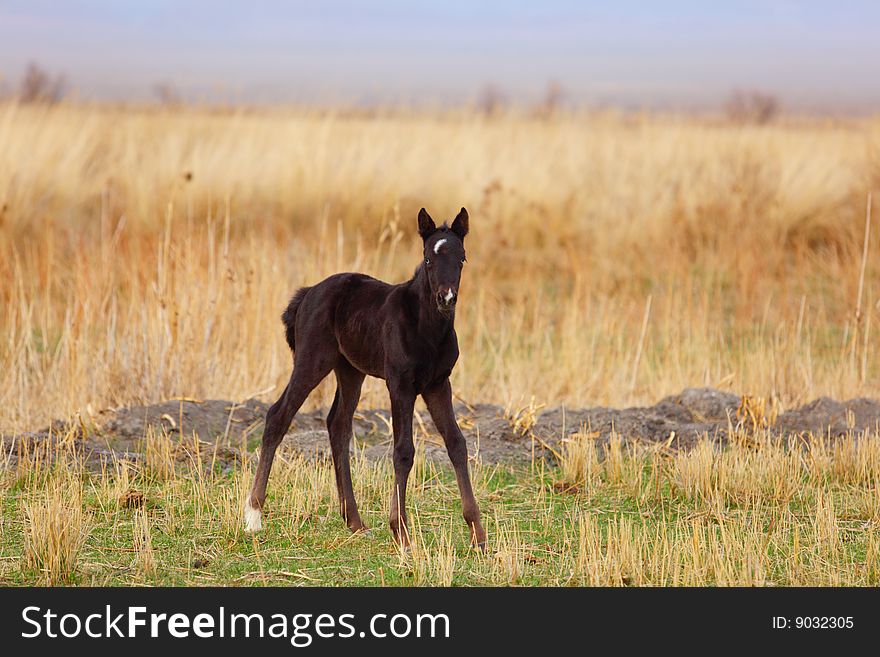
[153,82,181,106]
[478,83,506,117]
[724,89,780,124]
[535,80,565,119]
[19,62,67,104]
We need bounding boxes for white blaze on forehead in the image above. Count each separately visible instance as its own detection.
[444,288,454,303]
[433,238,448,254]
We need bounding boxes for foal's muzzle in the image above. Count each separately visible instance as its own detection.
[436,287,457,311]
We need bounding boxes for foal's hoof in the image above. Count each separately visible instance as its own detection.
[470,525,487,552]
[243,501,263,533]
[392,535,412,553]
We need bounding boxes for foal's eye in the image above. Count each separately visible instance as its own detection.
[425,258,431,266]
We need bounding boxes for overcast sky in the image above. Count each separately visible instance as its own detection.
[1,1,878,110]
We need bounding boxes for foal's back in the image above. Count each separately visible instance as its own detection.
[289,272,401,380]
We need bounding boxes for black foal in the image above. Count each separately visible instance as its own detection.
[245,207,486,548]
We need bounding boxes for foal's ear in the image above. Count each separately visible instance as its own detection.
[418,208,436,240]
[451,207,469,240]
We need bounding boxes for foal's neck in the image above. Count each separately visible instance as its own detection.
[409,265,454,341]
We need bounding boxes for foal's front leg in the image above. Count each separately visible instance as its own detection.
[423,378,487,549]
[386,377,416,547]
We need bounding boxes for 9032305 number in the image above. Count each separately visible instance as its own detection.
[794,617,853,629]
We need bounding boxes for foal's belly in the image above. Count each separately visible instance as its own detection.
[338,341,385,379]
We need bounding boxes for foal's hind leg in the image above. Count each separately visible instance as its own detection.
[327,360,366,532]
[245,358,333,532]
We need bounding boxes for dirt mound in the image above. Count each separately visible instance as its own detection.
[776,396,880,436]
[100,397,270,450]
[5,388,880,468]
[533,388,742,451]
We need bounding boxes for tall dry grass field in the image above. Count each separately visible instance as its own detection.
[2,102,880,430]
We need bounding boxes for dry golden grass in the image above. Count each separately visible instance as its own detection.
[132,508,156,579]
[558,427,601,491]
[3,423,880,586]
[21,472,90,585]
[558,430,880,586]
[2,102,880,431]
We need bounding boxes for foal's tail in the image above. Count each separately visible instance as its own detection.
[281,287,310,352]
